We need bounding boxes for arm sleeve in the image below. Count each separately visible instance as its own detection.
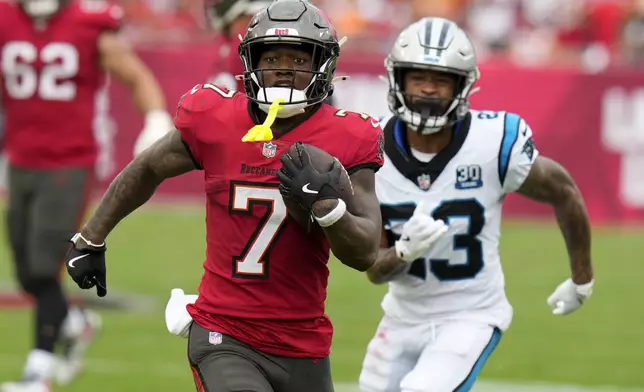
[498,113,540,194]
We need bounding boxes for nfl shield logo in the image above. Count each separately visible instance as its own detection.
[262,142,277,159]
[208,332,223,345]
[417,174,431,190]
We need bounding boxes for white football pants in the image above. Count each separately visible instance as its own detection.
[359,316,502,392]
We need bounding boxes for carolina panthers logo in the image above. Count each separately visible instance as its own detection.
[522,138,535,161]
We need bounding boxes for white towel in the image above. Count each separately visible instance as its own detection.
[164,288,197,338]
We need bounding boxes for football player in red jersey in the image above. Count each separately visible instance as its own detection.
[0,0,173,390]
[64,0,384,391]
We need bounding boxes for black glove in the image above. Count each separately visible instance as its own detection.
[277,142,343,211]
[65,233,108,297]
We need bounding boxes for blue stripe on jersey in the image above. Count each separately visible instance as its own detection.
[394,118,406,151]
[498,113,521,186]
[455,328,503,392]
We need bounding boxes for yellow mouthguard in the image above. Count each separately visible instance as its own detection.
[241,98,284,142]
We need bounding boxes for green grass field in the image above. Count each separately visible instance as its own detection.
[1,204,643,391]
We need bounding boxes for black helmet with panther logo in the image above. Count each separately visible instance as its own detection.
[238,0,340,117]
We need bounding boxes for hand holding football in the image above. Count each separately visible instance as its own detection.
[279,143,354,228]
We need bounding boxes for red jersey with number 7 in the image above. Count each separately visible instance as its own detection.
[175,83,384,358]
[0,0,122,169]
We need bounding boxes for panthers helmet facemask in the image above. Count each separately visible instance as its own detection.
[386,17,480,135]
[20,0,67,18]
[238,0,340,118]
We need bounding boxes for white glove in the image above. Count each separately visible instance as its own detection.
[165,288,198,338]
[547,278,594,315]
[133,110,174,157]
[394,201,448,263]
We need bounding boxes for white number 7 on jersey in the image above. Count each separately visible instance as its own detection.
[230,182,288,278]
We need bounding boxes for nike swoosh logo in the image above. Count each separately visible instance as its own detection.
[68,253,90,268]
[401,236,410,242]
[302,183,319,194]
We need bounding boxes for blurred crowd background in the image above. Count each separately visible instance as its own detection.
[118,0,643,71]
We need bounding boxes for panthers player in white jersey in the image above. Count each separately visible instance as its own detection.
[359,17,595,392]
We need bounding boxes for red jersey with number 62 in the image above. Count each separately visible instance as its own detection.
[0,0,122,169]
[175,83,384,358]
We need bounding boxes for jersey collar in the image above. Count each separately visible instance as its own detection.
[385,113,472,190]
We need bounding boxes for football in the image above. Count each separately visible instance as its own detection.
[282,143,354,230]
